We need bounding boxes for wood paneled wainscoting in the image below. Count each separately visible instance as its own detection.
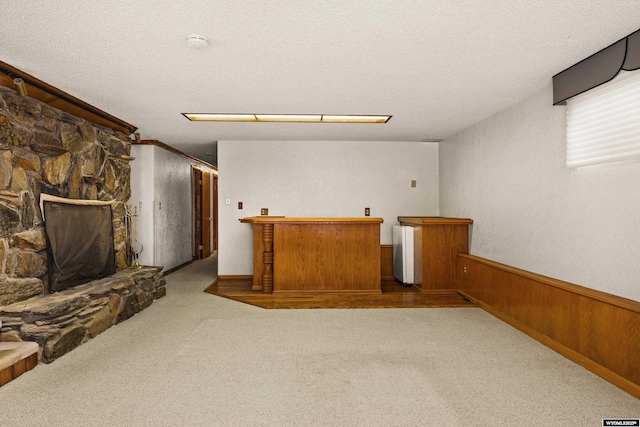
[457,254,640,399]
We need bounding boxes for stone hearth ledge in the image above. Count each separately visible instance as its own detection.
[0,267,165,363]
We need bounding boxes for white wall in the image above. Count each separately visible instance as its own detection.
[129,145,154,267]
[440,84,640,302]
[218,140,439,276]
[152,147,196,271]
[130,144,217,271]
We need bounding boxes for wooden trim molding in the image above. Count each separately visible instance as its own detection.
[218,275,253,281]
[397,216,473,226]
[240,217,383,224]
[0,61,136,135]
[457,254,640,399]
[136,139,217,171]
[162,260,194,276]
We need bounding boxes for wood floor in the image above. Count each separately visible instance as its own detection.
[205,278,477,309]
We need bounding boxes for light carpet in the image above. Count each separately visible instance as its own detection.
[1,254,638,426]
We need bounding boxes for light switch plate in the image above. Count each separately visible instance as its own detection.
[225,197,231,205]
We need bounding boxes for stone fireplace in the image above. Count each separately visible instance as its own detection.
[0,83,165,362]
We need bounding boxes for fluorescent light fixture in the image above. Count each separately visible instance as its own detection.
[183,113,256,122]
[182,113,391,123]
[256,114,322,122]
[321,115,390,123]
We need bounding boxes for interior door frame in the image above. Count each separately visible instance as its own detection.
[213,174,218,251]
[192,167,203,259]
[192,166,216,259]
[202,170,212,258]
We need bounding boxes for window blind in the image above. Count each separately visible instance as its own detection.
[566,70,640,168]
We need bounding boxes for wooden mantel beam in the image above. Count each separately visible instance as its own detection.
[0,61,137,136]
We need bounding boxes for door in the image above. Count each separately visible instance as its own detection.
[201,171,211,258]
[192,167,213,260]
[193,167,203,259]
[212,174,218,250]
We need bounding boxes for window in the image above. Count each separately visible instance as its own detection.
[566,70,640,168]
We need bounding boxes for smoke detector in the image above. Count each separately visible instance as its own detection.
[186,34,209,48]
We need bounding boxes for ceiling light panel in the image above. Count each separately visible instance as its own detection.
[256,114,322,122]
[321,115,390,123]
[183,113,256,122]
[182,113,392,123]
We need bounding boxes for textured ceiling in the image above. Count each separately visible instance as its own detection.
[2,1,640,165]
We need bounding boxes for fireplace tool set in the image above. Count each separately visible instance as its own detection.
[125,202,143,268]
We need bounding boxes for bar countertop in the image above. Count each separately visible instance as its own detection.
[240,216,383,224]
[397,216,473,225]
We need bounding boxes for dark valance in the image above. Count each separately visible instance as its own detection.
[553,29,640,105]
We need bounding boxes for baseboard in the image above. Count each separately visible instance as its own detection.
[163,260,194,276]
[218,275,253,280]
[419,289,459,296]
[457,254,640,399]
[272,289,382,295]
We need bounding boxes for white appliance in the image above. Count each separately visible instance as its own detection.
[393,225,417,285]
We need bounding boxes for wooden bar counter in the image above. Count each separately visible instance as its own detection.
[398,216,473,294]
[240,217,383,294]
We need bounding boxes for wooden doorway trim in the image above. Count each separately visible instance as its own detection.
[213,174,218,251]
[192,167,203,259]
[192,167,213,260]
[202,171,212,258]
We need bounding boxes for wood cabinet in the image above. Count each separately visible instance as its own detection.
[241,217,383,294]
[397,217,473,294]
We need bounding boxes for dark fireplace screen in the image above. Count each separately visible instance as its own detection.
[43,200,116,293]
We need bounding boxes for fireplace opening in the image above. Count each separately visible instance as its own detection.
[42,197,116,293]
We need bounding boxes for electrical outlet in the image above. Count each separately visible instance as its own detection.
[238,202,243,209]
[463,266,468,274]
[364,207,370,216]
[261,208,268,215]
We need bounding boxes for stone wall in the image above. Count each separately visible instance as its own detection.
[0,84,132,305]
